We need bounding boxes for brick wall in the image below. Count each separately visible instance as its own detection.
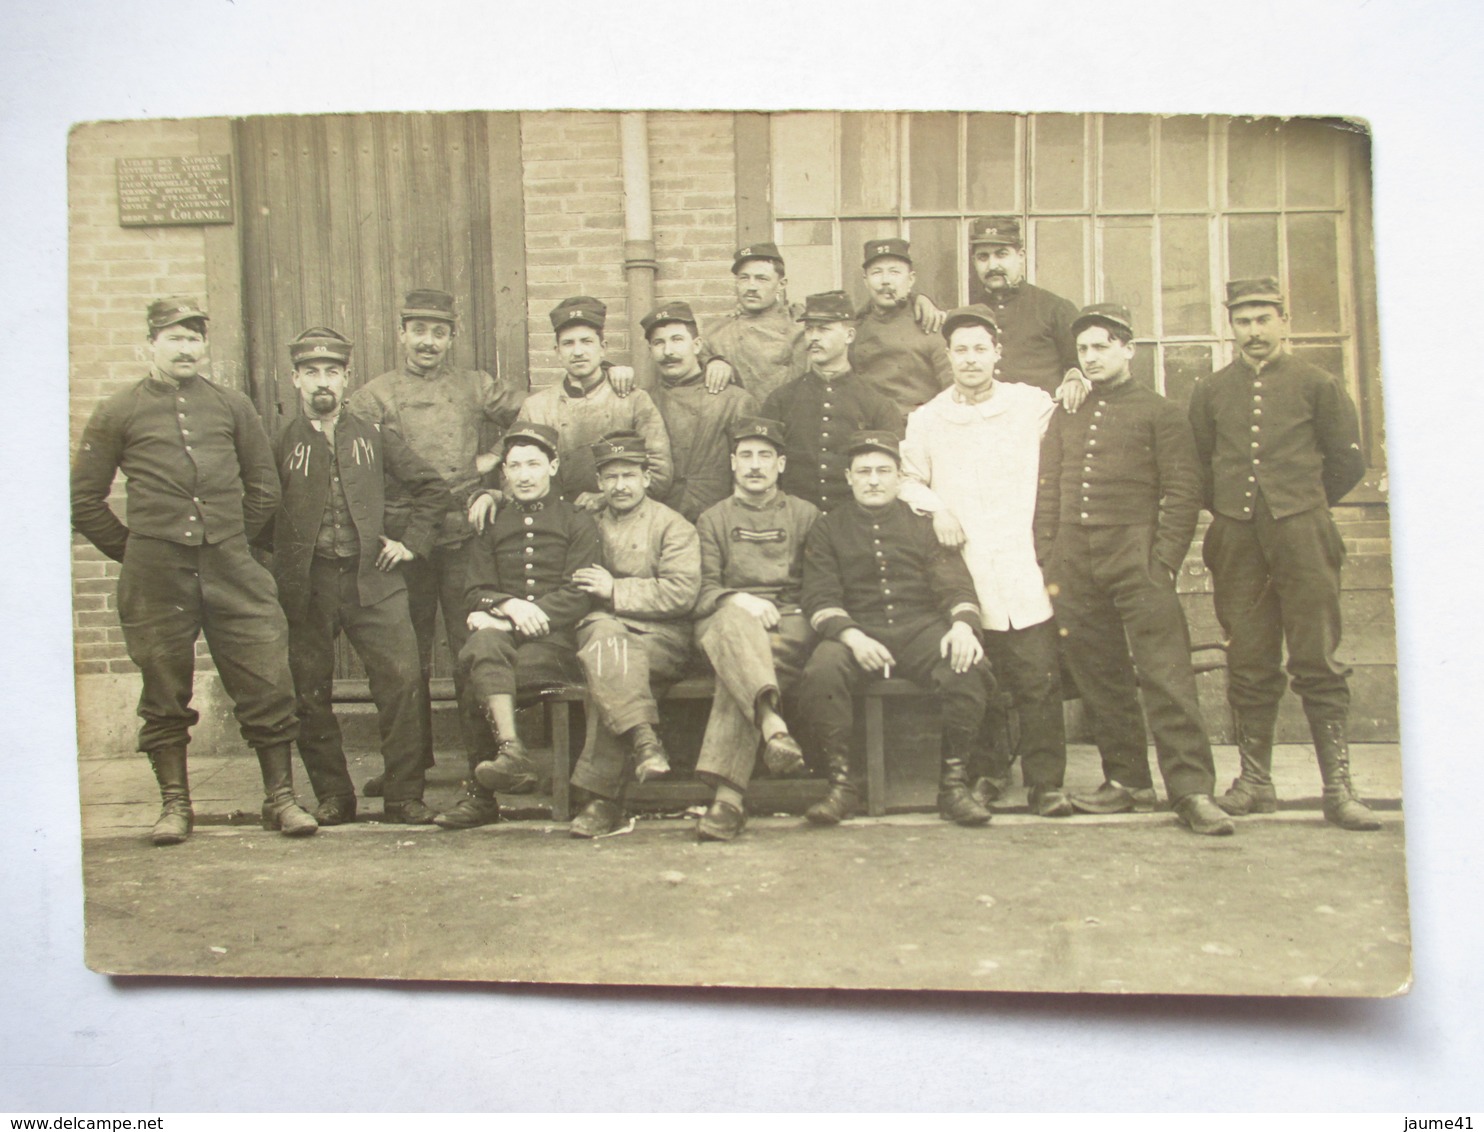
[69,119,220,676]
[519,111,628,390]
[648,112,737,331]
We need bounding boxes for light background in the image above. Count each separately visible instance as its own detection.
[2,0,1480,1111]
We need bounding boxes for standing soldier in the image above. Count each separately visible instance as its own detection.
[1189,278,1376,831]
[899,305,1071,817]
[565,432,702,838]
[799,431,993,828]
[690,416,819,842]
[761,290,903,514]
[516,296,673,511]
[437,423,602,828]
[849,237,954,416]
[1037,304,1233,835]
[71,297,315,843]
[347,288,525,795]
[259,328,452,826]
[967,217,1083,398]
[645,300,761,522]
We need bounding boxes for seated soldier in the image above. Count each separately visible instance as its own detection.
[691,416,820,842]
[566,430,703,838]
[434,423,602,829]
[799,431,994,827]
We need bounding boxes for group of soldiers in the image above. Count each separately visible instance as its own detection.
[72,213,1380,846]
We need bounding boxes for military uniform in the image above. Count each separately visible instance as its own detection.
[569,454,702,801]
[1188,291,1365,728]
[851,237,953,414]
[970,217,1079,396]
[692,421,820,794]
[645,300,762,522]
[798,477,988,783]
[346,289,524,776]
[459,492,600,710]
[260,329,452,813]
[71,304,297,758]
[1037,304,1216,807]
[703,244,809,403]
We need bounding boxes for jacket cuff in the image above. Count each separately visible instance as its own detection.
[810,607,857,641]
[949,603,982,631]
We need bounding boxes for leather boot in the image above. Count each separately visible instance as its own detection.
[938,730,992,826]
[256,743,319,836]
[1310,716,1381,831]
[805,730,858,826]
[629,723,671,783]
[1216,707,1279,815]
[147,745,193,846]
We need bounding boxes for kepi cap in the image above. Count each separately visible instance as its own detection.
[1071,302,1136,339]
[969,216,1024,248]
[550,295,607,334]
[1224,277,1285,310]
[148,296,209,332]
[862,236,912,268]
[289,326,353,365]
[728,416,786,450]
[941,304,1001,343]
[502,422,560,461]
[796,290,856,324]
[732,242,786,274]
[846,429,901,462]
[400,289,457,323]
[641,300,698,337]
[591,429,650,469]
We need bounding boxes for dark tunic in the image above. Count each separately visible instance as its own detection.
[1036,377,1202,574]
[979,281,1079,396]
[464,495,600,633]
[259,411,451,625]
[1187,352,1365,521]
[760,369,904,513]
[802,497,980,641]
[72,373,280,560]
[849,301,953,413]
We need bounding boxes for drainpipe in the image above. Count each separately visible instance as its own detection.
[620,111,657,391]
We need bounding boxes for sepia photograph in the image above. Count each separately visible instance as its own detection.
[68,108,1409,995]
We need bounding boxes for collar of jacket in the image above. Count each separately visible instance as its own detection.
[1239,347,1290,377]
[144,372,202,394]
[1086,375,1136,399]
[806,366,855,387]
[563,364,612,399]
[659,366,705,390]
[731,488,786,512]
[307,408,346,432]
[514,497,547,513]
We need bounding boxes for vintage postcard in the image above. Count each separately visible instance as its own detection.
[70,109,1409,994]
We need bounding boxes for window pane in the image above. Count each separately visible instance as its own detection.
[907,217,961,310]
[840,218,900,310]
[1131,344,1157,391]
[966,113,1019,213]
[840,113,898,215]
[909,113,959,213]
[1159,115,1210,210]
[1033,217,1087,308]
[1292,343,1348,394]
[1032,114,1087,211]
[1099,217,1154,336]
[1227,117,1280,208]
[1100,114,1152,211]
[1287,213,1342,333]
[1161,215,1212,337]
[772,113,836,216]
[1283,118,1340,208]
[1227,213,1279,281]
[776,219,837,299]
[1163,343,1214,408]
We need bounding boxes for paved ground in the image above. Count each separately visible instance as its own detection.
[77,742,1410,996]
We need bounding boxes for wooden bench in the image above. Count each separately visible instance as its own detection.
[535,675,943,821]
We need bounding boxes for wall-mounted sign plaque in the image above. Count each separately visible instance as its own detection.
[117,155,234,226]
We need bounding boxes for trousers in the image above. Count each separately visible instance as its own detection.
[693,605,814,792]
[1048,523,1215,803]
[797,614,989,760]
[290,556,426,803]
[1203,497,1350,720]
[569,613,694,799]
[117,533,298,753]
[402,539,496,768]
[975,618,1067,789]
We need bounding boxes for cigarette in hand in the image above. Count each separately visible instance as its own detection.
[883,663,892,680]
